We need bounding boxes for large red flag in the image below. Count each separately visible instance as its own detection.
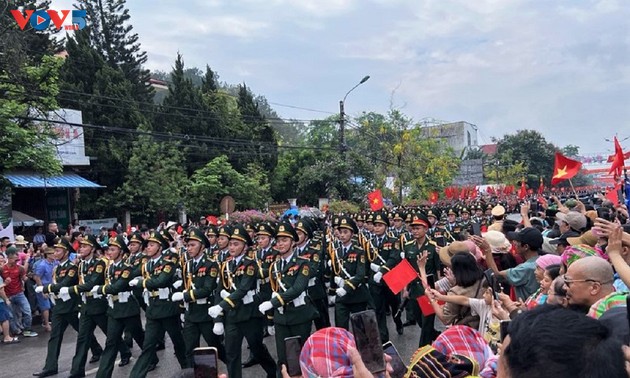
[428,191,439,204]
[538,177,544,195]
[606,183,621,204]
[609,137,626,178]
[367,189,384,211]
[551,152,582,185]
[518,179,527,199]
[383,259,418,295]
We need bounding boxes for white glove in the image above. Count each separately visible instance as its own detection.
[267,325,275,336]
[208,305,223,318]
[336,287,347,297]
[328,295,336,305]
[373,272,383,284]
[220,289,230,299]
[400,252,405,259]
[212,322,224,335]
[172,280,183,289]
[35,286,44,294]
[129,277,142,287]
[258,301,273,314]
[180,313,185,323]
[171,292,184,302]
[334,276,345,287]
[59,287,69,295]
[370,263,380,273]
[327,260,332,268]
[90,285,100,295]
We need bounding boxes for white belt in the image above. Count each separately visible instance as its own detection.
[308,278,316,287]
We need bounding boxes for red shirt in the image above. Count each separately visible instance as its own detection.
[0,264,25,296]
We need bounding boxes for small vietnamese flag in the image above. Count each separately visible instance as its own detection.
[518,179,527,199]
[367,189,384,211]
[538,177,544,195]
[606,182,621,204]
[609,136,626,179]
[551,152,582,185]
[383,259,419,295]
[428,191,439,204]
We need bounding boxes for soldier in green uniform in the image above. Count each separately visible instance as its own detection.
[445,208,462,241]
[389,211,407,239]
[258,222,317,369]
[208,224,277,378]
[294,218,329,330]
[368,212,403,340]
[171,228,226,367]
[33,239,102,377]
[330,216,371,330]
[214,225,232,264]
[252,223,277,330]
[206,225,219,256]
[66,235,131,378]
[94,235,154,378]
[128,231,187,378]
[402,213,441,347]
[124,231,147,349]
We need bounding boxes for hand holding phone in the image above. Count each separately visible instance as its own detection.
[284,336,302,377]
[350,310,386,374]
[193,347,218,378]
[383,341,406,378]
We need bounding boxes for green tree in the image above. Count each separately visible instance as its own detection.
[112,133,187,224]
[186,156,270,213]
[494,130,557,187]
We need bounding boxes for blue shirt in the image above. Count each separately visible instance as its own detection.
[506,256,540,300]
[34,259,58,286]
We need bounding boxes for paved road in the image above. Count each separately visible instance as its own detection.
[1,309,423,378]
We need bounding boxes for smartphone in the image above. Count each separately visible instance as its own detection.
[426,274,435,289]
[383,341,407,378]
[193,347,218,378]
[483,270,499,300]
[284,336,302,377]
[472,222,481,236]
[500,320,511,342]
[350,310,386,374]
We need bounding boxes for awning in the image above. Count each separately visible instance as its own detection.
[12,210,44,227]
[3,172,104,188]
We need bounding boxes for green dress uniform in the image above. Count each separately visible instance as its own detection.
[252,245,277,326]
[96,258,151,378]
[181,253,226,367]
[403,236,441,347]
[369,231,402,342]
[331,239,372,330]
[268,251,318,366]
[129,233,187,378]
[295,219,330,330]
[214,252,277,378]
[69,254,131,378]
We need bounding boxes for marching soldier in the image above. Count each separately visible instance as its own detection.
[402,213,441,347]
[252,223,277,327]
[206,225,219,256]
[459,207,473,236]
[295,218,329,329]
[33,238,103,377]
[94,235,154,378]
[258,222,318,369]
[214,225,232,264]
[330,216,371,330]
[445,208,462,240]
[368,212,403,340]
[426,209,448,247]
[66,235,132,378]
[128,231,187,378]
[389,211,406,238]
[208,224,277,378]
[170,228,226,367]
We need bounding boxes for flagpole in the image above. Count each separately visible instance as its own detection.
[568,178,579,199]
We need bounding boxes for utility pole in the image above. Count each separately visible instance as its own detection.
[338,75,370,161]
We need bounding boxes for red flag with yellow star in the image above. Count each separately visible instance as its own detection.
[367,189,384,211]
[551,152,582,185]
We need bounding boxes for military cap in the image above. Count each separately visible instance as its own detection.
[218,225,232,239]
[256,223,276,237]
[447,208,458,216]
[373,211,390,227]
[245,223,256,234]
[356,213,366,222]
[127,232,144,246]
[276,222,299,241]
[160,229,175,242]
[205,225,219,237]
[146,231,169,249]
[366,213,375,223]
[426,209,437,219]
[108,235,129,254]
[54,237,75,253]
[410,213,430,228]
[186,227,210,248]
[392,211,404,221]
[461,207,470,214]
[404,212,413,223]
[486,204,493,211]
[295,220,313,239]
[332,216,341,227]
[81,234,101,250]
[337,216,359,234]
[230,224,253,246]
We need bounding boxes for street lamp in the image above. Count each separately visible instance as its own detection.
[339,75,370,157]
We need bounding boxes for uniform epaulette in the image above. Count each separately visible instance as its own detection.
[428,240,437,246]
[297,256,310,261]
[244,256,254,261]
[354,245,365,252]
[405,240,415,246]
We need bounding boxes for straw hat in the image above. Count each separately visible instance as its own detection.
[483,230,511,253]
[14,235,27,246]
[439,241,471,266]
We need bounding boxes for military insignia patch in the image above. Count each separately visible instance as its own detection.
[301,266,309,276]
[210,268,218,277]
[163,265,172,273]
[122,270,130,278]
[68,270,75,277]
[360,255,365,263]
[247,265,255,276]
[96,265,104,274]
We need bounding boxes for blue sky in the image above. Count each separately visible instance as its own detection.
[47,0,630,154]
